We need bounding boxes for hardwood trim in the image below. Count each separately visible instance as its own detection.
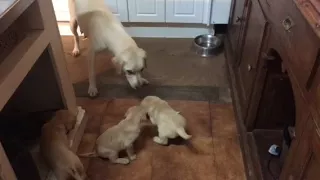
[224,38,258,180]
[0,0,35,34]
[0,30,47,110]
[294,0,320,39]
[38,0,77,115]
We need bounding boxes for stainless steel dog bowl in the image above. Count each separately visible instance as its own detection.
[192,34,223,57]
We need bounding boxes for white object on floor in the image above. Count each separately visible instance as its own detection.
[268,144,281,156]
[77,106,85,125]
[69,106,86,147]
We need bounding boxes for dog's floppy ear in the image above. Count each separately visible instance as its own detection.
[137,48,146,58]
[137,48,147,68]
[112,56,124,74]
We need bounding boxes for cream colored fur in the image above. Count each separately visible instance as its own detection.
[78,106,147,164]
[40,110,86,180]
[140,96,192,145]
[68,0,148,97]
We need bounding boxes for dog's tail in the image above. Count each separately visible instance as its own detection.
[185,140,201,154]
[78,151,98,158]
[176,128,192,140]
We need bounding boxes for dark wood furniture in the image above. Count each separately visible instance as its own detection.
[0,0,88,179]
[225,0,320,179]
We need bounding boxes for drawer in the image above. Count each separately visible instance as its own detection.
[263,0,320,89]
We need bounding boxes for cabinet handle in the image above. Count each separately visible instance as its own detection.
[282,16,295,31]
[262,52,276,61]
[236,16,242,23]
[247,64,252,71]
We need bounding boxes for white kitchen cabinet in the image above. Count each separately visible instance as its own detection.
[105,0,129,22]
[52,0,70,21]
[128,0,165,22]
[52,0,128,22]
[165,0,205,23]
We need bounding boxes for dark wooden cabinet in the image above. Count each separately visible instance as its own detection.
[280,115,320,180]
[236,0,268,118]
[225,0,320,179]
[227,0,247,62]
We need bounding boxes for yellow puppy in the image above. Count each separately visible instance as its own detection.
[40,110,86,180]
[79,106,147,165]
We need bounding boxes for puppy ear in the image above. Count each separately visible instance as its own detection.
[112,56,124,74]
[55,110,76,132]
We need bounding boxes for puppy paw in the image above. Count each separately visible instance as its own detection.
[72,48,80,57]
[153,137,165,145]
[129,154,137,161]
[115,158,130,165]
[88,86,99,98]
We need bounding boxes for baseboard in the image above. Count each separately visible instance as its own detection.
[57,23,211,38]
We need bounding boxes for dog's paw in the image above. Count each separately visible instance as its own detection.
[129,155,137,161]
[88,86,99,97]
[116,158,130,165]
[153,137,163,144]
[72,48,80,57]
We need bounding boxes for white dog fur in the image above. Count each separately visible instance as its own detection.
[140,96,192,145]
[78,106,147,164]
[68,0,148,97]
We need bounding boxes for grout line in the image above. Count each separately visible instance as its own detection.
[84,99,114,177]
[208,102,219,180]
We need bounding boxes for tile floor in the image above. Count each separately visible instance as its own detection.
[61,36,246,180]
[77,98,246,180]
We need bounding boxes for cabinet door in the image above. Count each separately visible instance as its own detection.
[227,0,246,63]
[237,0,268,115]
[105,0,129,22]
[280,117,320,180]
[52,0,70,21]
[128,0,165,22]
[165,0,204,23]
[52,0,128,22]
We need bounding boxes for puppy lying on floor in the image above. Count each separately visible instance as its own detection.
[79,106,147,164]
[68,0,148,97]
[141,96,192,145]
[40,110,86,180]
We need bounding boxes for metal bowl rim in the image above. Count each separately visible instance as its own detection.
[193,34,222,49]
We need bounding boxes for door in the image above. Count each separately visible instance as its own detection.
[227,0,246,63]
[280,116,320,180]
[236,0,268,116]
[52,0,128,22]
[105,0,129,22]
[128,0,165,22]
[165,0,204,23]
[52,0,70,21]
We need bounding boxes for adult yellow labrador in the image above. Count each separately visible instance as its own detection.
[68,0,148,97]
